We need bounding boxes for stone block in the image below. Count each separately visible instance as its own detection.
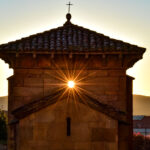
[71,123,91,142]
[70,102,106,123]
[106,85,120,92]
[104,129,117,142]
[95,70,108,77]
[74,142,90,150]
[15,69,28,74]
[105,91,118,95]
[91,128,105,142]
[15,69,44,78]
[26,73,43,78]
[12,96,24,110]
[23,96,35,103]
[44,78,60,85]
[35,107,56,123]
[13,87,43,97]
[85,77,119,85]
[43,87,56,96]
[24,78,43,87]
[91,128,117,142]
[97,95,118,103]
[13,77,24,87]
[62,142,75,150]
[85,70,108,78]
[83,85,105,95]
[108,70,125,77]
[119,124,130,140]
[119,77,126,93]
[33,124,48,140]
[105,119,117,128]
[43,70,56,78]
[91,142,105,150]
[28,69,43,74]
[88,122,106,128]
[105,142,118,150]
[19,125,33,141]
[118,141,129,150]
[37,56,51,68]
[46,122,66,141]
[16,56,36,68]
[29,144,49,150]
[45,142,64,150]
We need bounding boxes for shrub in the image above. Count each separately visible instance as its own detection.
[133,133,150,150]
[0,110,7,145]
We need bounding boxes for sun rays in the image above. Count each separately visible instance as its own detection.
[43,56,99,117]
[38,55,102,121]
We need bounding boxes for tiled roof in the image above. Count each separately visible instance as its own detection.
[0,14,145,53]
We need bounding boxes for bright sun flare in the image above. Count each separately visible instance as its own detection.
[68,81,75,88]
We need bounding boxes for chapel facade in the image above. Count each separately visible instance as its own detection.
[0,13,145,150]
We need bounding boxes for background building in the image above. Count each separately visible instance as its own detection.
[133,116,150,137]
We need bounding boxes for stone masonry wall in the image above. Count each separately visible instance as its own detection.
[18,99,118,150]
[7,55,130,150]
[10,68,126,113]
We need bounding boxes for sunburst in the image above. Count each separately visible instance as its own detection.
[45,56,97,113]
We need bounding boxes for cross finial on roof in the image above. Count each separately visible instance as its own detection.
[66,2,73,13]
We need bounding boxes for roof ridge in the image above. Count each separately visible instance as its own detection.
[0,21,145,53]
[12,88,127,123]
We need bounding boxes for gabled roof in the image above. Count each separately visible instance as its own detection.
[12,87,127,123]
[0,14,145,54]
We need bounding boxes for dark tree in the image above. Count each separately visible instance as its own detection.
[0,110,7,144]
[133,133,150,150]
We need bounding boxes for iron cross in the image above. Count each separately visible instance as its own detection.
[66,2,73,13]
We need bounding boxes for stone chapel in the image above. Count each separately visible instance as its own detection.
[0,13,145,150]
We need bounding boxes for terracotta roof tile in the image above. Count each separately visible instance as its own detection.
[0,14,146,53]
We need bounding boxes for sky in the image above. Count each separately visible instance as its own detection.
[0,0,150,97]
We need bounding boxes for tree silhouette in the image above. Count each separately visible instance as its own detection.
[133,133,150,150]
[0,110,7,144]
